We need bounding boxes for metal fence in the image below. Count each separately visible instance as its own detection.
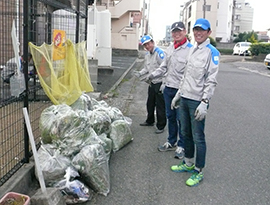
[0,0,91,186]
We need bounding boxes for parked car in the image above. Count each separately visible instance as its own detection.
[264,54,270,69]
[233,42,252,56]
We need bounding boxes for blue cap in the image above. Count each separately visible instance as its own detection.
[193,18,211,30]
[141,35,153,45]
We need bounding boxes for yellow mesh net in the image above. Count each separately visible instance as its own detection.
[29,40,94,105]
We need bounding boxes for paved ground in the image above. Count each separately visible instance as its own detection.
[2,53,270,204]
[82,54,270,205]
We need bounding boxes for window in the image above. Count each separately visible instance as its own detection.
[235,15,241,20]
[216,20,218,27]
[235,3,241,9]
[234,26,240,32]
[188,21,191,34]
[188,6,192,18]
[204,5,211,11]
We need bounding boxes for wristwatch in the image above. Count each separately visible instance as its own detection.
[201,98,209,104]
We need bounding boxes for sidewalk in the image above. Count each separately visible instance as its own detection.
[0,52,145,201]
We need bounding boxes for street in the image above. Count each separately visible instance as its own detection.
[85,57,270,205]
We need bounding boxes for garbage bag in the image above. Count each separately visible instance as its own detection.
[98,133,112,159]
[87,109,111,135]
[54,167,92,204]
[39,104,72,144]
[71,144,110,196]
[36,144,71,186]
[92,100,109,110]
[70,93,92,111]
[94,106,124,122]
[109,120,133,152]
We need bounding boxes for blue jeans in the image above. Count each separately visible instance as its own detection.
[179,97,206,169]
[163,86,184,147]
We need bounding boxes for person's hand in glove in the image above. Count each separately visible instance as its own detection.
[132,71,141,78]
[171,90,181,110]
[194,101,208,121]
[159,83,165,93]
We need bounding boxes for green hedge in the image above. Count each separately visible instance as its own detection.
[249,43,270,56]
[217,48,233,55]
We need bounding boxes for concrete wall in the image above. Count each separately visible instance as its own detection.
[96,0,141,50]
[112,28,139,50]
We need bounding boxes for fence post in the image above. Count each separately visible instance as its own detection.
[23,0,30,163]
[76,0,80,43]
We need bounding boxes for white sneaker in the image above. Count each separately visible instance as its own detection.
[174,146,185,159]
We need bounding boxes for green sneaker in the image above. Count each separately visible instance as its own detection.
[186,171,204,187]
[171,162,195,173]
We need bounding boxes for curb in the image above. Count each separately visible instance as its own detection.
[104,58,139,97]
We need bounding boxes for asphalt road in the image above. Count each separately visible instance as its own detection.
[85,57,270,205]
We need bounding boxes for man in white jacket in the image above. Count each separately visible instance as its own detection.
[171,18,220,187]
[148,22,192,159]
[134,35,166,134]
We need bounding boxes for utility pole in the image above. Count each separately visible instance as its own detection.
[141,0,145,36]
[231,0,236,42]
[148,0,151,34]
[203,0,206,18]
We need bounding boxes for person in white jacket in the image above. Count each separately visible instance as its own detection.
[134,35,166,134]
[170,18,220,187]
[148,22,192,159]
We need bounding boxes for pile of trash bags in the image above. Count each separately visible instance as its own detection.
[37,94,133,204]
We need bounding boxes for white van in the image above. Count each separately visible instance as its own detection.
[232,42,252,56]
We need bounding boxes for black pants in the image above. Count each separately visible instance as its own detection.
[145,82,166,130]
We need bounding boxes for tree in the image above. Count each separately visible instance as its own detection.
[248,33,258,43]
[243,31,258,42]
[233,31,258,43]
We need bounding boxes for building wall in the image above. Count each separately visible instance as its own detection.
[216,0,234,43]
[234,0,254,33]
[96,0,142,50]
[182,0,218,44]
[111,12,139,49]
[164,25,172,43]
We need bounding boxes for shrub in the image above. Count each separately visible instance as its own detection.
[249,43,270,56]
[217,48,233,55]
[209,36,217,47]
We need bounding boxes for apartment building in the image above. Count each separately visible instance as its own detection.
[216,0,234,42]
[96,0,142,50]
[180,0,254,43]
[180,0,218,44]
[164,25,172,44]
[233,0,254,34]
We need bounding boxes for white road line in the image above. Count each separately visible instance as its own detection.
[238,66,270,78]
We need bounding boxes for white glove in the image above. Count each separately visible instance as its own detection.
[159,83,165,93]
[171,90,181,110]
[132,71,141,78]
[148,74,154,80]
[194,102,208,121]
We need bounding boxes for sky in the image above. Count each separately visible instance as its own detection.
[148,0,270,41]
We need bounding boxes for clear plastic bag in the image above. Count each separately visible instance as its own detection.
[109,120,133,152]
[54,167,92,204]
[72,144,110,196]
[98,133,112,160]
[36,144,71,186]
[70,93,92,111]
[39,104,72,144]
[87,109,111,135]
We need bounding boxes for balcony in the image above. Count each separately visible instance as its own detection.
[96,0,141,19]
